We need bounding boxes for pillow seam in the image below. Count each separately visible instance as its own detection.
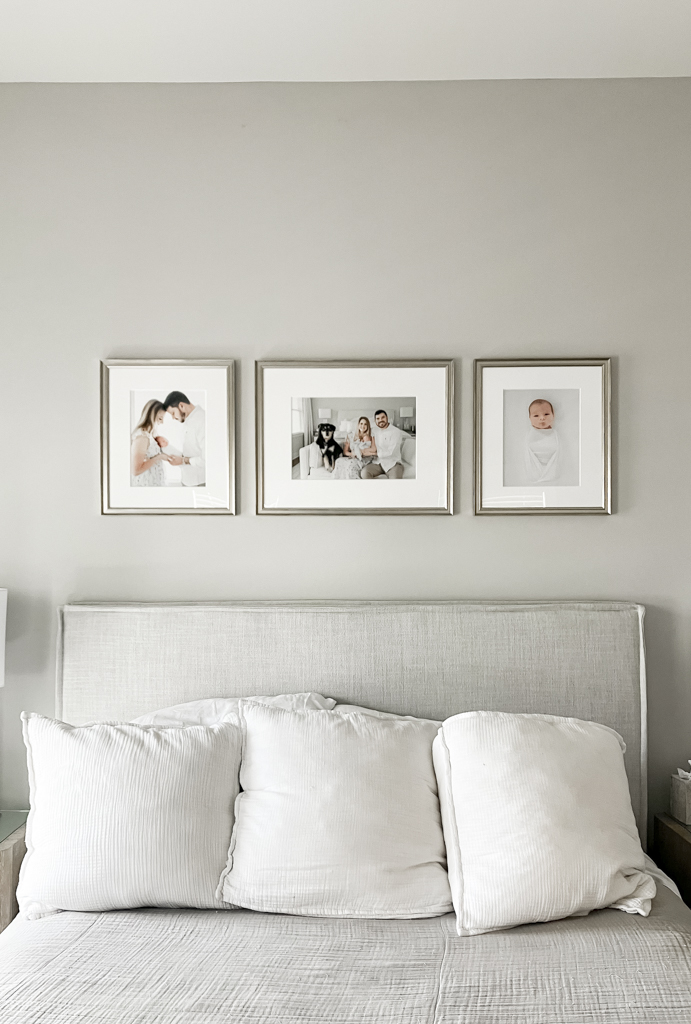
[439,727,466,934]
[216,702,249,901]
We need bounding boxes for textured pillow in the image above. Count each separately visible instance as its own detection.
[333,703,441,725]
[433,711,656,936]
[132,691,335,727]
[18,713,241,920]
[220,702,452,918]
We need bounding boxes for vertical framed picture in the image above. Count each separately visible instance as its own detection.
[474,358,611,515]
[101,359,235,515]
[256,360,454,515]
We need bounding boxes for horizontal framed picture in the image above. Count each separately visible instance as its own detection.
[256,360,453,515]
[474,358,611,515]
[101,359,235,515]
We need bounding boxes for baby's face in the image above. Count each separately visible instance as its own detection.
[529,403,554,430]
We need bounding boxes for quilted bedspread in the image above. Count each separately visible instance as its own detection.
[1,884,690,1023]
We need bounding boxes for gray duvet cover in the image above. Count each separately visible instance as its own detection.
[1,885,690,1023]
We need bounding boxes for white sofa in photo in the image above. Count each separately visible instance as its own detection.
[299,435,416,480]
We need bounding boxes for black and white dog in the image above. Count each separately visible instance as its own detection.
[315,423,343,472]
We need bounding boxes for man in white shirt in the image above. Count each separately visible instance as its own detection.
[361,410,406,479]
[162,391,206,487]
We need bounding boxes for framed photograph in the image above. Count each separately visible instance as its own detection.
[256,360,453,515]
[475,358,611,515]
[101,359,235,515]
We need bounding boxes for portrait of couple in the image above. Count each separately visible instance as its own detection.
[131,391,206,488]
[317,410,408,480]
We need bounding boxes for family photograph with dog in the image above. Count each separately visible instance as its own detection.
[291,397,417,481]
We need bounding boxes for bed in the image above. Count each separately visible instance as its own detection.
[1,599,691,1023]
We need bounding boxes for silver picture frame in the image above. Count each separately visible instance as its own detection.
[101,358,235,515]
[474,357,611,515]
[256,359,454,515]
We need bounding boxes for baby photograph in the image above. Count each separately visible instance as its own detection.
[502,388,580,487]
[130,389,207,488]
[291,397,417,480]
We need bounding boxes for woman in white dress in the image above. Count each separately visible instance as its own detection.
[333,416,377,480]
[131,400,170,486]
[524,399,560,483]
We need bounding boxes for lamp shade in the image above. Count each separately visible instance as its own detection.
[318,408,332,420]
[400,407,414,418]
[0,589,6,687]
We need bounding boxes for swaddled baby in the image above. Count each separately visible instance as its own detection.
[525,399,560,483]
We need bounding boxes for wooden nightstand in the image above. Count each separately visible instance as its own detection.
[654,812,691,907]
[0,818,27,933]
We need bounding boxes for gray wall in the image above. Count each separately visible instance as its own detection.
[1,81,690,833]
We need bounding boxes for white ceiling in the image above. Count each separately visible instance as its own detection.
[1,0,691,82]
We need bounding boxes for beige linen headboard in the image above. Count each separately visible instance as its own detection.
[56,600,647,836]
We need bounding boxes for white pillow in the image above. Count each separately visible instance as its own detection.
[219,702,452,918]
[18,713,241,920]
[132,691,335,727]
[333,703,441,725]
[433,711,656,936]
[308,442,323,469]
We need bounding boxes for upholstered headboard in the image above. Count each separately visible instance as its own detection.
[57,600,647,835]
